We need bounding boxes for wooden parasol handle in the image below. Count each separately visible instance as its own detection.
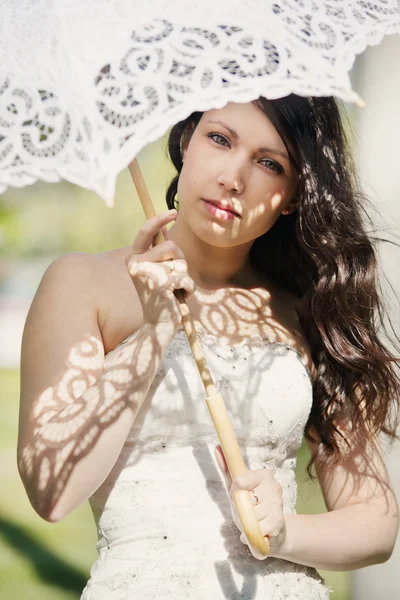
[128,158,270,558]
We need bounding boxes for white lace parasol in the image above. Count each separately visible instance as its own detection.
[0,0,399,205]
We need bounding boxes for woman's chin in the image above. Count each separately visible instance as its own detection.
[190,222,243,247]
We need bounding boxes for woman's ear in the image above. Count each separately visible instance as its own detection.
[281,201,298,216]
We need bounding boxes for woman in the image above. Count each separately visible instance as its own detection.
[17,96,400,599]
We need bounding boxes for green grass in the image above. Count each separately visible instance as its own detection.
[1,368,349,599]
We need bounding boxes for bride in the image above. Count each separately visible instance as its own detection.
[17,96,399,598]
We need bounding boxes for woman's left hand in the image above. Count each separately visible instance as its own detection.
[215,444,287,559]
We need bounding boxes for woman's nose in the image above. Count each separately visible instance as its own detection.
[217,167,244,194]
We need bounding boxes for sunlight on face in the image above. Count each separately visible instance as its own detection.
[178,101,296,247]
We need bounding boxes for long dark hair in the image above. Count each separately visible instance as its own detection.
[164,95,400,478]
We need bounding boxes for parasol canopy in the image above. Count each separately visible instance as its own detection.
[0,0,399,204]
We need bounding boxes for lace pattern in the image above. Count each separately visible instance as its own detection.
[1,1,399,204]
[168,324,313,383]
[80,324,331,598]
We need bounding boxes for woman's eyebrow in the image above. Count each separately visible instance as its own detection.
[205,119,289,160]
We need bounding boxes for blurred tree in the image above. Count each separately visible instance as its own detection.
[0,132,175,259]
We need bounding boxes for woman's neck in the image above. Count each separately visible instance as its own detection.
[167,221,255,288]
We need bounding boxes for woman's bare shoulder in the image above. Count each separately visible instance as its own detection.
[49,249,127,292]
[91,247,144,355]
[48,247,143,356]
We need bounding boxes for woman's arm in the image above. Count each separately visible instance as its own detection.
[275,500,398,571]
[218,416,399,568]
[274,424,399,571]
[18,253,177,523]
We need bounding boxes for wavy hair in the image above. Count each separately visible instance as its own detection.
[164,95,400,478]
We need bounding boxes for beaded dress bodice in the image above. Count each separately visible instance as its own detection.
[81,324,331,599]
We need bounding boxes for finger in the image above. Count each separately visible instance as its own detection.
[132,210,177,254]
[214,445,227,473]
[163,258,188,273]
[126,258,168,279]
[174,274,196,297]
[126,258,189,286]
[182,286,196,299]
[214,445,233,490]
[161,224,170,240]
[134,241,185,264]
[257,515,285,539]
[230,468,272,498]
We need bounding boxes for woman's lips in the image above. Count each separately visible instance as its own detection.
[202,199,239,220]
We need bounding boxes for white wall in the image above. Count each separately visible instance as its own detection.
[351,33,400,600]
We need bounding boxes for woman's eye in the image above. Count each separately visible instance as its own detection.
[260,158,284,174]
[208,132,283,174]
[208,132,228,146]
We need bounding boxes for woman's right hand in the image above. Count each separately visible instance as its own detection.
[125,209,196,326]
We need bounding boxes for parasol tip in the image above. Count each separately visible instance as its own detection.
[354,94,367,109]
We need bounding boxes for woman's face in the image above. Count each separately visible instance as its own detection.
[178,101,298,248]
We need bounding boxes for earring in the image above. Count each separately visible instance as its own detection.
[282,206,296,215]
[173,192,180,211]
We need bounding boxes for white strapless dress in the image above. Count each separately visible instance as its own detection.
[80,324,331,599]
